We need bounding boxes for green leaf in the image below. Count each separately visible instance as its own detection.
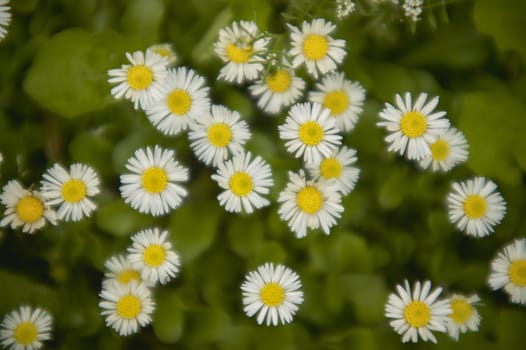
[95,200,156,237]
[68,131,114,178]
[228,0,272,28]
[342,274,388,324]
[121,0,164,45]
[153,289,184,344]
[227,215,265,258]
[185,307,231,345]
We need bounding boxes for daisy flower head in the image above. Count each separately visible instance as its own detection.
[188,104,251,167]
[488,238,526,304]
[40,163,100,222]
[241,262,304,326]
[127,227,180,285]
[277,170,343,238]
[278,102,342,164]
[447,177,506,238]
[99,280,154,336]
[0,0,10,42]
[385,280,451,344]
[308,71,366,132]
[0,180,57,234]
[305,145,360,195]
[288,18,346,79]
[446,294,482,341]
[211,151,273,214]
[418,127,469,172]
[119,145,189,216]
[145,66,210,136]
[0,305,53,350]
[148,43,177,65]
[107,49,169,110]
[214,20,271,84]
[377,92,450,160]
[103,254,145,289]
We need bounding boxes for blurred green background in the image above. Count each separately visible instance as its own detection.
[0,0,525,349]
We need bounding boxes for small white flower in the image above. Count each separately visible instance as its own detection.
[241,262,304,326]
[446,294,482,341]
[0,0,10,42]
[148,43,177,65]
[403,0,424,22]
[103,254,144,289]
[336,0,356,20]
[447,177,506,238]
[385,280,451,343]
[418,127,469,172]
[488,238,526,305]
[0,305,53,350]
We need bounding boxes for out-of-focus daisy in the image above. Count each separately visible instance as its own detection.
[277,170,343,238]
[0,0,10,42]
[488,238,526,305]
[418,127,469,172]
[403,0,424,22]
[377,92,450,160]
[279,102,342,164]
[0,180,57,234]
[446,294,482,341]
[211,151,273,214]
[148,43,177,65]
[145,67,210,136]
[288,18,346,79]
[214,20,270,84]
[188,104,251,167]
[241,262,304,326]
[308,71,365,132]
[99,280,154,336]
[385,280,451,343]
[336,0,356,20]
[447,177,506,238]
[0,305,52,350]
[103,254,144,289]
[306,145,360,195]
[127,227,180,285]
[108,49,168,110]
[120,145,189,216]
[40,163,100,222]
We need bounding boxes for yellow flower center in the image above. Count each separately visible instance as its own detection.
[260,282,285,307]
[303,34,329,60]
[463,195,487,219]
[266,69,292,93]
[229,172,253,196]
[117,295,142,319]
[404,301,431,328]
[400,111,427,138]
[153,47,171,57]
[430,139,450,161]
[320,158,342,179]
[449,299,473,324]
[117,269,142,285]
[13,322,38,345]
[207,123,232,147]
[167,89,192,115]
[509,259,526,287]
[296,186,323,214]
[299,121,324,146]
[141,167,168,194]
[323,90,349,115]
[143,244,166,267]
[226,43,252,63]
[61,179,87,203]
[127,65,153,90]
[16,196,44,223]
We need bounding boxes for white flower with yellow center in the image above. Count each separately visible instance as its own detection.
[306,145,360,195]
[214,20,271,84]
[278,170,343,238]
[447,177,506,238]
[418,127,469,172]
[279,102,342,164]
[308,71,366,132]
[99,280,154,336]
[40,163,100,222]
[188,104,251,167]
[446,294,481,341]
[211,151,273,214]
[145,66,210,136]
[241,262,304,326]
[0,305,52,350]
[0,0,11,41]
[127,227,180,285]
[108,49,168,110]
[102,254,145,289]
[120,145,189,216]
[288,18,346,79]
[0,180,57,234]
[377,92,450,160]
[385,280,451,343]
[488,238,526,305]
[148,43,177,65]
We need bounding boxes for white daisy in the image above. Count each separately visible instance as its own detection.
[211,151,273,214]
[488,238,526,305]
[99,280,155,336]
[403,0,424,22]
[418,127,469,172]
[119,145,189,216]
[214,20,271,84]
[127,227,180,285]
[278,102,342,164]
[145,66,210,136]
[148,43,177,65]
[447,177,506,238]
[385,280,451,344]
[0,180,57,234]
[308,71,366,132]
[0,305,52,350]
[277,170,343,238]
[188,104,251,167]
[288,18,346,79]
[40,163,100,222]
[377,92,450,160]
[108,49,168,110]
[241,262,304,326]
[103,254,144,289]
[305,145,360,195]
[446,294,482,341]
[0,0,11,42]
